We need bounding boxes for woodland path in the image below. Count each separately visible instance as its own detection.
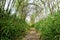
[23,28,40,40]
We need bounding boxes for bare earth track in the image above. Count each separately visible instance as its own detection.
[23,28,40,40]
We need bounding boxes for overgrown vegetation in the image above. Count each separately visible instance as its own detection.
[0,0,60,40]
[0,8,29,40]
[34,11,60,40]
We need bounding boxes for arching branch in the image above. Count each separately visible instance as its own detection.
[23,3,39,8]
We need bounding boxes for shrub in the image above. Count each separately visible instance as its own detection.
[34,11,60,40]
[0,8,29,40]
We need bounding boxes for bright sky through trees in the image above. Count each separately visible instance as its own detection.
[4,0,60,24]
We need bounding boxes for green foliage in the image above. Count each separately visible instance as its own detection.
[0,8,29,40]
[34,11,60,40]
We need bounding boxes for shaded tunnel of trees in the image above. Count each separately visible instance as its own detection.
[0,0,60,40]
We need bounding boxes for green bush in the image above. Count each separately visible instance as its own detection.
[0,8,29,40]
[34,11,60,40]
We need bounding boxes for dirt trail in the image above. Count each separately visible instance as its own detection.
[23,28,40,40]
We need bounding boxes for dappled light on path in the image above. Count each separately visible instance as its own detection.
[23,28,40,40]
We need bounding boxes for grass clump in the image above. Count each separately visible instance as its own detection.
[0,8,29,40]
[34,11,60,40]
